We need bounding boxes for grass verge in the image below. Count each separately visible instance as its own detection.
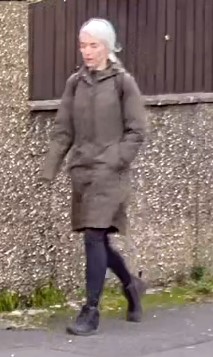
[0,269,212,329]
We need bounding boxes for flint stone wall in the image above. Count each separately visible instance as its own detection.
[0,1,212,295]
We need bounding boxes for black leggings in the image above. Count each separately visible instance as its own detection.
[84,228,131,307]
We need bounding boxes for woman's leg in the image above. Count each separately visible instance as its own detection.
[104,233,131,287]
[104,232,145,323]
[84,228,108,307]
[67,228,107,336]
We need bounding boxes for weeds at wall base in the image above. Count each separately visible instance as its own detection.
[0,268,212,315]
[0,283,66,313]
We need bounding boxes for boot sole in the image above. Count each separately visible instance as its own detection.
[127,310,143,323]
[66,326,98,336]
[126,317,142,323]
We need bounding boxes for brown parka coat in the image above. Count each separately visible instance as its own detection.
[42,62,146,235]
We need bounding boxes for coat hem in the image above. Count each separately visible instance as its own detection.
[73,225,120,235]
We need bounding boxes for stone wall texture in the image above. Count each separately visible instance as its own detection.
[0,1,213,296]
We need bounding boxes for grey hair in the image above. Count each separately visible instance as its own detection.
[80,18,122,63]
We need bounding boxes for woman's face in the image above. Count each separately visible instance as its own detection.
[79,32,109,70]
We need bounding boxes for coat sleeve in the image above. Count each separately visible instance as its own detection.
[42,75,75,181]
[119,73,147,167]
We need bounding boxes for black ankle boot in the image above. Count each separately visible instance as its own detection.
[66,305,100,336]
[123,276,147,322]
[133,275,148,296]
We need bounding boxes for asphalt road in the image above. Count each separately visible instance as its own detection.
[0,303,212,357]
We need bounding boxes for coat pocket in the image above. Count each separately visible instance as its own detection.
[95,143,122,171]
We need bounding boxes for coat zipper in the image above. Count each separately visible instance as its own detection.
[90,76,97,142]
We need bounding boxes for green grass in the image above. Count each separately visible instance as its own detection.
[0,268,212,329]
[100,270,213,316]
[100,286,191,317]
[0,283,66,313]
[29,283,66,308]
[0,291,20,312]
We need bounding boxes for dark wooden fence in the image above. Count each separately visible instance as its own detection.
[29,0,213,101]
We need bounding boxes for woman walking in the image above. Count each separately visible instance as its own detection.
[42,18,147,336]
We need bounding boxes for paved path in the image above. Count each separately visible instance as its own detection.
[0,303,212,356]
